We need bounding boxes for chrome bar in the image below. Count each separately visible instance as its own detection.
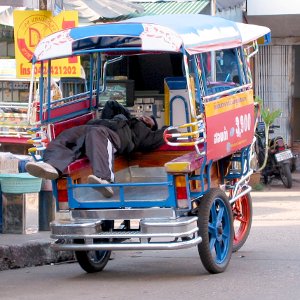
[51,236,202,251]
[165,137,205,147]
[50,227,199,240]
[231,169,253,199]
[229,185,252,205]
[71,207,176,220]
[203,83,252,101]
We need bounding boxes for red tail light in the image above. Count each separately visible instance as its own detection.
[276,141,285,151]
[276,138,285,149]
[175,176,188,208]
[56,178,69,210]
[176,187,188,200]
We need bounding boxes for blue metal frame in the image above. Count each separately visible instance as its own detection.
[37,53,99,125]
[240,46,250,84]
[199,53,209,96]
[95,52,101,105]
[234,47,242,83]
[190,158,213,198]
[223,146,251,180]
[63,155,213,211]
[52,179,60,211]
[191,55,204,112]
[89,54,95,101]
[66,177,177,209]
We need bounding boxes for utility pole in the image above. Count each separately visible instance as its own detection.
[211,0,216,15]
[210,0,216,81]
[39,0,47,10]
[38,0,64,15]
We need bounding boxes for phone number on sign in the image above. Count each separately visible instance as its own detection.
[33,65,77,76]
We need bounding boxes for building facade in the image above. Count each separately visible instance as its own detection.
[246,0,300,150]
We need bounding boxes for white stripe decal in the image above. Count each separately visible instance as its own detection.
[107,139,114,182]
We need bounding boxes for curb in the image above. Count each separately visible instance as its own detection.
[0,240,74,271]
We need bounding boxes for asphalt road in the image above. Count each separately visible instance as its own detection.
[1,179,300,300]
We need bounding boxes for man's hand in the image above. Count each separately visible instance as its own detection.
[139,115,155,129]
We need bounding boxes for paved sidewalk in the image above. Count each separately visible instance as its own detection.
[1,170,300,271]
[0,231,74,271]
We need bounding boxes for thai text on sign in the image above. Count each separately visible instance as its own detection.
[204,90,254,161]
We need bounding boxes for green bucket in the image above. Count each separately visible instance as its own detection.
[0,173,42,194]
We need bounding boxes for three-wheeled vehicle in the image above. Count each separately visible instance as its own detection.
[28,14,270,274]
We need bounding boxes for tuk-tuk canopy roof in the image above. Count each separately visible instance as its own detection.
[32,14,270,63]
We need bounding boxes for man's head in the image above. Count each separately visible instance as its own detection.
[139,115,158,130]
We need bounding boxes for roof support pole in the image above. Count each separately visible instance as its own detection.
[210,0,216,81]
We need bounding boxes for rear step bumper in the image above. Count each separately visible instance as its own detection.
[51,236,202,251]
[50,216,202,251]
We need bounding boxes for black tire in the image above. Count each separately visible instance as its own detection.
[75,239,111,273]
[197,188,233,274]
[290,158,297,173]
[263,174,268,185]
[255,137,265,168]
[232,192,252,252]
[280,163,292,189]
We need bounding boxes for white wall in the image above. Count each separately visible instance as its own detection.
[247,0,300,15]
[217,7,244,22]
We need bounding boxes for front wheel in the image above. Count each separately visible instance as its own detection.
[197,188,233,274]
[75,239,111,273]
[232,192,252,252]
[280,163,292,189]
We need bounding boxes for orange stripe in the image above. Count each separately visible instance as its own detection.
[205,90,253,117]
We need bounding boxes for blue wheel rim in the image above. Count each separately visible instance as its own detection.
[91,250,107,263]
[208,197,231,264]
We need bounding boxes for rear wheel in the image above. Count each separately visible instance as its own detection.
[75,239,111,273]
[290,157,297,173]
[197,188,233,274]
[232,192,252,252]
[74,220,113,273]
[280,163,292,188]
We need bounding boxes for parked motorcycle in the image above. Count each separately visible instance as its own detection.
[255,121,297,188]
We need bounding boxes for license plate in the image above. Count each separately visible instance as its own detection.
[275,149,293,162]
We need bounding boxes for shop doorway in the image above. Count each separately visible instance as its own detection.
[254,45,293,146]
[292,46,300,153]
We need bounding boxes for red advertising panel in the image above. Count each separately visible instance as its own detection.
[205,90,254,161]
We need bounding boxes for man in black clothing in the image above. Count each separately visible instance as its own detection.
[25,101,165,198]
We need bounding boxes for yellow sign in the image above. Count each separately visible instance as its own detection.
[13,10,80,78]
[204,90,254,117]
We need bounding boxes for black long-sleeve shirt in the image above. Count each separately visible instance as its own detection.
[87,117,166,155]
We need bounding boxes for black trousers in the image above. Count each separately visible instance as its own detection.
[43,125,121,182]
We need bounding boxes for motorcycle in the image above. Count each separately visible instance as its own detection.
[255,121,297,188]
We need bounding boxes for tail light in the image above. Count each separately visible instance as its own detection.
[175,176,189,208]
[276,138,285,151]
[56,178,69,210]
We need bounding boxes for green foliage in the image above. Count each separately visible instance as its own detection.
[254,96,282,172]
[255,96,281,126]
[260,108,281,126]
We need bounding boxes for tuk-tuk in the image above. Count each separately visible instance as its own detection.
[28,14,270,274]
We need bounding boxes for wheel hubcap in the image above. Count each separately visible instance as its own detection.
[216,222,223,241]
